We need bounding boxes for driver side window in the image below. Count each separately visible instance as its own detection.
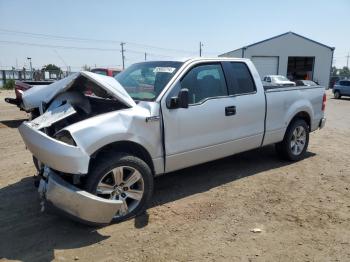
[180,63,228,104]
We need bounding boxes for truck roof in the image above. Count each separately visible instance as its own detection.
[149,57,251,64]
[183,57,251,62]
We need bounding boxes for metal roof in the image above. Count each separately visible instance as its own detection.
[221,31,335,55]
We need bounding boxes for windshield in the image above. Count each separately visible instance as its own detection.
[273,76,289,81]
[115,61,183,101]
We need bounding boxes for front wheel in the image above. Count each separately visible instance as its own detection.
[334,91,341,99]
[275,119,309,161]
[84,153,153,223]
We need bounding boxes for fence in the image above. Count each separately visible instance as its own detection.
[0,69,73,87]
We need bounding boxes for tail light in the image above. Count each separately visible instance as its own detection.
[322,93,326,111]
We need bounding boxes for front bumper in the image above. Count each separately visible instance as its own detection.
[18,122,90,174]
[319,117,326,129]
[39,169,123,225]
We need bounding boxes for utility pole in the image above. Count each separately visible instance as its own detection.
[27,57,32,79]
[199,42,203,57]
[144,52,147,61]
[120,42,126,70]
[346,52,350,68]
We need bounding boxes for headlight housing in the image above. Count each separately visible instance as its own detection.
[54,130,76,146]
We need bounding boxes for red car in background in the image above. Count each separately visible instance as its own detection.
[90,68,122,77]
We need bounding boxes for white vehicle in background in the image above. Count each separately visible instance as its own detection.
[263,75,296,87]
[18,57,326,225]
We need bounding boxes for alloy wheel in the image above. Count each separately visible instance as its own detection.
[290,126,306,155]
[96,166,144,218]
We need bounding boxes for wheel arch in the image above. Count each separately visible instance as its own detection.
[89,141,155,175]
[287,111,311,132]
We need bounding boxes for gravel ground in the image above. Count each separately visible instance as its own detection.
[0,89,349,262]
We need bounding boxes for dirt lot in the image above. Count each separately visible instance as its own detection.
[0,89,349,262]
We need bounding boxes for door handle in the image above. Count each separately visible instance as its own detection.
[225,106,236,116]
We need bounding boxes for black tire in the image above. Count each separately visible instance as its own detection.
[334,91,341,99]
[29,109,40,120]
[32,156,43,172]
[83,153,153,223]
[275,119,309,161]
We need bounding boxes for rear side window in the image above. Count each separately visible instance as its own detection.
[227,63,256,95]
[339,80,350,86]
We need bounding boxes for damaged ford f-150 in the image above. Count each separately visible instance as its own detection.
[18,58,327,225]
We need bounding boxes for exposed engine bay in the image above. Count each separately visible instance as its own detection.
[28,75,128,140]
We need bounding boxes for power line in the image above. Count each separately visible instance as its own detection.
[0,40,174,58]
[0,40,119,51]
[53,49,69,71]
[0,28,204,55]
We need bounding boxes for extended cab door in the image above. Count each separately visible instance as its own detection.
[161,61,265,173]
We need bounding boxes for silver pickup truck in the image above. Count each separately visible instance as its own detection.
[18,58,326,225]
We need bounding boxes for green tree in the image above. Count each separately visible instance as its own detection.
[3,79,15,90]
[338,66,350,77]
[331,66,338,76]
[42,64,62,73]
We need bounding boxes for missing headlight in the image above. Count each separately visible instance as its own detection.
[54,130,76,146]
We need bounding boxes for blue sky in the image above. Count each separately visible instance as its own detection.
[0,0,349,71]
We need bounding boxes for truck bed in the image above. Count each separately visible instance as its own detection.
[262,85,325,146]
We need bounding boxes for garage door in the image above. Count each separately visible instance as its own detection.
[251,56,279,79]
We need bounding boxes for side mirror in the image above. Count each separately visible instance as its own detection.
[169,88,189,109]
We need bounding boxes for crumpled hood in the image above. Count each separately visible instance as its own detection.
[22,71,136,110]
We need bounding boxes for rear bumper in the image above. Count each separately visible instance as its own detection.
[39,169,122,225]
[18,122,90,174]
[319,117,326,129]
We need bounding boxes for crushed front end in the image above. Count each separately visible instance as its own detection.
[18,71,135,225]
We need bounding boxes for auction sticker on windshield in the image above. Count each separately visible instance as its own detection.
[153,67,176,73]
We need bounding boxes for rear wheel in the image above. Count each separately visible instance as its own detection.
[275,119,309,161]
[334,91,341,99]
[84,153,153,222]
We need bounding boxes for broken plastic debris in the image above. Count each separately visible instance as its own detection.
[250,228,262,233]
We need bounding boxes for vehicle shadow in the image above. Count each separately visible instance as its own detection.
[152,146,315,206]
[0,118,27,128]
[0,145,315,261]
[0,177,108,262]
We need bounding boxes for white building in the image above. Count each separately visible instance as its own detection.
[219,32,334,87]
